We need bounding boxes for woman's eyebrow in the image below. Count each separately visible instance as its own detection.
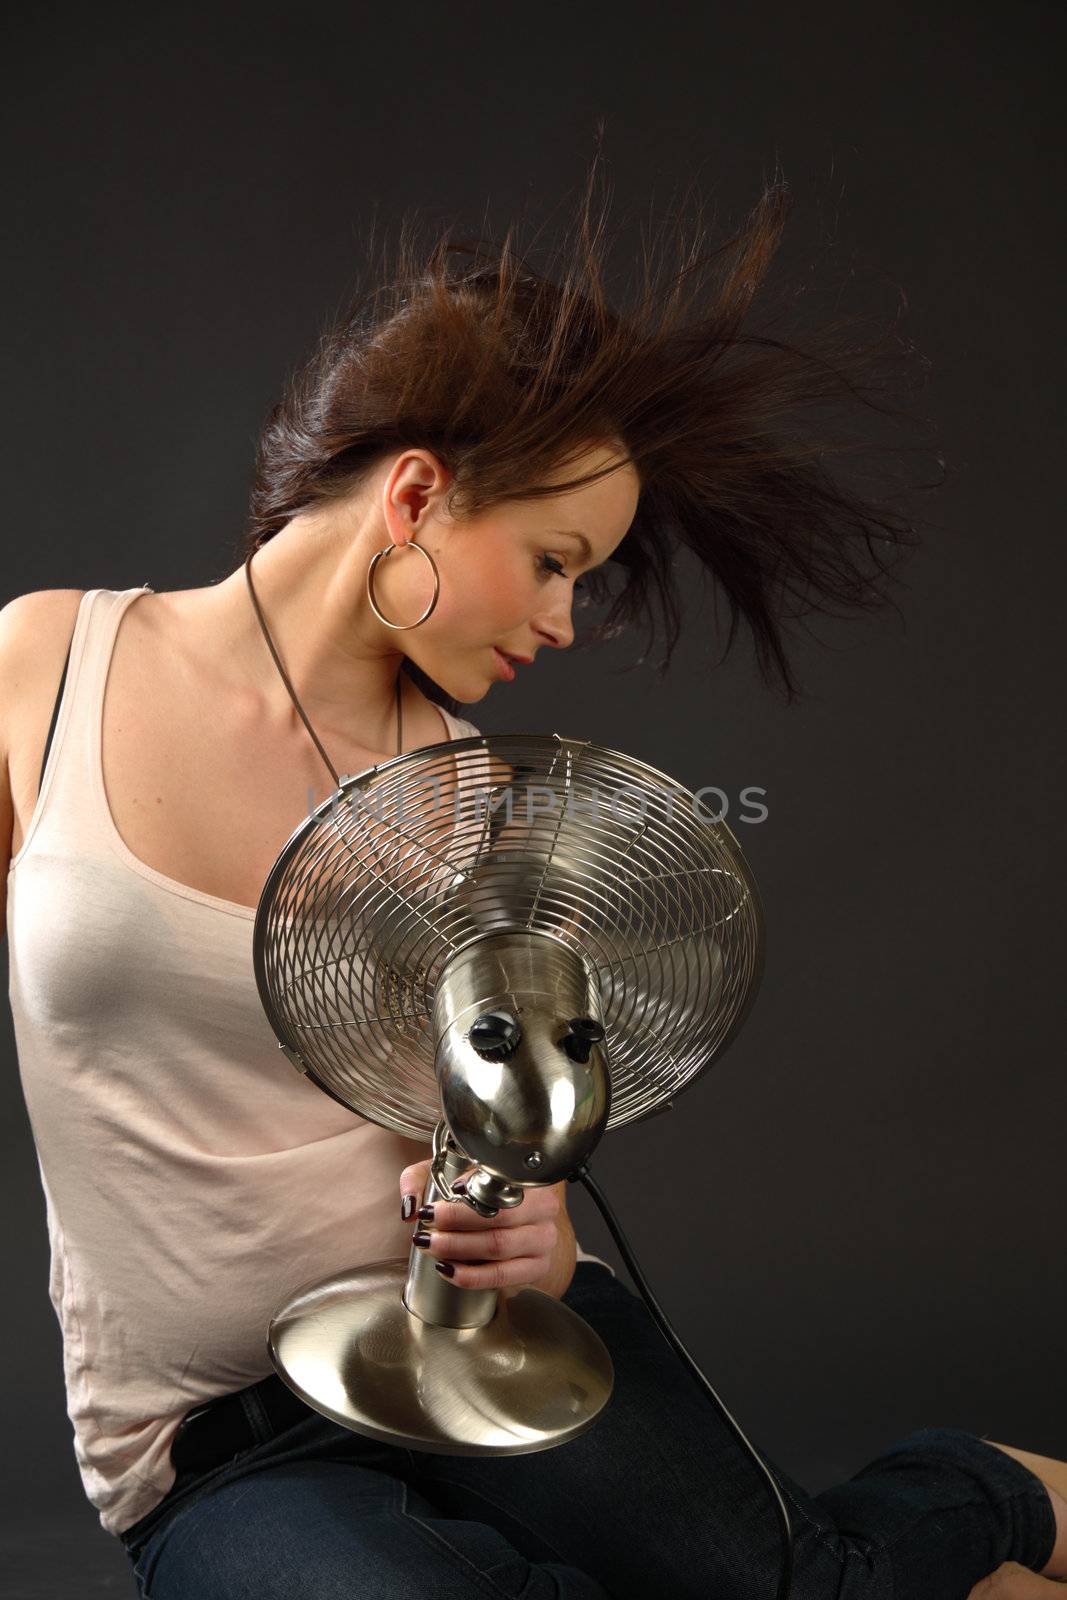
[551,528,594,563]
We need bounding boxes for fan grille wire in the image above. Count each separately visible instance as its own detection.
[253,734,764,1140]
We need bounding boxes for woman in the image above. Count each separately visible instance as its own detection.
[2,171,1064,1598]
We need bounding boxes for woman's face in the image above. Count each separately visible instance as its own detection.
[386,442,641,704]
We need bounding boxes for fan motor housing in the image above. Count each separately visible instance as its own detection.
[432,932,611,1185]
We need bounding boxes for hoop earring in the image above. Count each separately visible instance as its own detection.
[365,539,441,630]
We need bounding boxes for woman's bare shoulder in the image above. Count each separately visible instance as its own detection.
[0,585,85,684]
[0,588,87,744]
[0,589,87,934]
[0,588,87,643]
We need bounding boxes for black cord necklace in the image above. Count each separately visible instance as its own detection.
[243,551,402,790]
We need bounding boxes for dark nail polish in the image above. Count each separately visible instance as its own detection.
[451,1181,468,1195]
[401,1194,416,1221]
[417,1204,435,1221]
[434,1261,455,1277]
[412,1231,432,1248]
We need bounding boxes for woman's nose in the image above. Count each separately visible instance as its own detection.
[532,595,576,651]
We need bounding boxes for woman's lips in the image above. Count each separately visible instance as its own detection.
[492,648,516,682]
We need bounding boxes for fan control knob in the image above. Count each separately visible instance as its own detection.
[468,1010,523,1062]
[559,1016,606,1065]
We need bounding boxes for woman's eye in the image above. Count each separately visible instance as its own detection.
[538,554,567,578]
[537,554,585,594]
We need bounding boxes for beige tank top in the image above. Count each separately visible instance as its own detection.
[6,585,610,1538]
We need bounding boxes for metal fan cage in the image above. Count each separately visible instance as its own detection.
[252,733,764,1141]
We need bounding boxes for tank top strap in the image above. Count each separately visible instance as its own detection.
[438,707,481,741]
[11,585,153,871]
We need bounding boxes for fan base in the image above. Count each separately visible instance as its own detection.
[268,1258,614,1455]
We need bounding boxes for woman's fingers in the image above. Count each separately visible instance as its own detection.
[422,1253,553,1291]
[398,1163,564,1292]
[427,1188,560,1229]
[398,1157,432,1215]
[412,1220,557,1262]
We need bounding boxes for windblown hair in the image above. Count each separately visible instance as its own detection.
[237,154,942,711]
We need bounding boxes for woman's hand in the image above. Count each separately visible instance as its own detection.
[398,1159,573,1295]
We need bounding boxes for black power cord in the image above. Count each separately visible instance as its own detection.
[568,1162,794,1600]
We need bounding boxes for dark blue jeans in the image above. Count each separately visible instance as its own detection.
[119,1263,1056,1599]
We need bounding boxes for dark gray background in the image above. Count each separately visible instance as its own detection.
[2,3,1063,1594]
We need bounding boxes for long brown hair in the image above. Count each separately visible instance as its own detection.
[235,154,941,712]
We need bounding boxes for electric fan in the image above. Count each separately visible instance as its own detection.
[252,731,763,1454]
